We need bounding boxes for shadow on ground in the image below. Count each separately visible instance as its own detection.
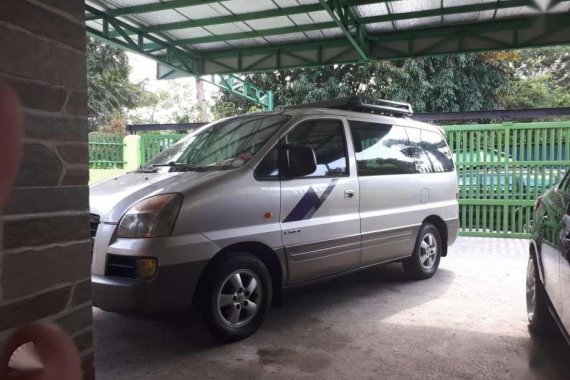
[94,255,570,379]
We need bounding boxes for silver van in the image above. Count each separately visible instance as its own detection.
[90,97,459,341]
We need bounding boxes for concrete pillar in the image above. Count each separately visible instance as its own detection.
[0,0,93,378]
[124,134,142,171]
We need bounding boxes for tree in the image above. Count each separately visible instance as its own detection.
[87,38,149,131]
[501,46,570,109]
[212,52,513,118]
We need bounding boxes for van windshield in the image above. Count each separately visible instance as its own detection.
[144,114,290,171]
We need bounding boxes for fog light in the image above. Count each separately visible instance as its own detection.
[137,258,158,279]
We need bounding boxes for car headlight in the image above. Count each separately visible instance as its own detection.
[117,194,183,238]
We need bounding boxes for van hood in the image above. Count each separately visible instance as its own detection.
[90,170,222,223]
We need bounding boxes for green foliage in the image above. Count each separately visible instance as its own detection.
[212,53,512,118]
[87,38,150,131]
[501,75,570,109]
[501,46,570,110]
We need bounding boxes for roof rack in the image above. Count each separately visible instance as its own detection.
[287,96,414,117]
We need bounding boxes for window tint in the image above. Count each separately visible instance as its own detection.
[406,127,434,173]
[350,121,416,176]
[420,130,454,172]
[285,119,348,177]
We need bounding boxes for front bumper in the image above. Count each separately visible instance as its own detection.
[91,222,219,315]
[92,260,208,314]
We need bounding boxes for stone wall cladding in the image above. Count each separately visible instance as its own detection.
[0,1,93,379]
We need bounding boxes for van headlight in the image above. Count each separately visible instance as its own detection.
[117,194,183,238]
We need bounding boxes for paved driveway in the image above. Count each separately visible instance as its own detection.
[93,237,570,379]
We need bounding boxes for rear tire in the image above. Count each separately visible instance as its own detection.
[200,252,272,342]
[403,223,442,280]
[527,254,556,334]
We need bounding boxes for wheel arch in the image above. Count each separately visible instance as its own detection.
[196,241,284,306]
[422,215,448,257]
[529,238,545,284]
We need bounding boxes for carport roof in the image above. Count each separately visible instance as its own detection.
[85,0,570,108]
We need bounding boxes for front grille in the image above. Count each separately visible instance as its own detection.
[106,254,137,279]
[90,213,100,238]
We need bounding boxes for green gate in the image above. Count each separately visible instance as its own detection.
[140,134,185,163]
[444,121,570,238]
[88,133,125,169]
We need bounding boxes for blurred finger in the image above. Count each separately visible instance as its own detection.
[0,323,82,380]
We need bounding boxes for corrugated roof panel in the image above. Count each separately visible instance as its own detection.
[264,32,308,43]
[297,10,333,24]
[443,0,496,6]
[295,0,320,5]
[204,21,252,35]
[166,27,213,39]
[302,30,324,39]
[288,12,316,25]
[366,21,394,33]
[395,16,442,30]
[96,0,155,9]
[443,10,494,24]
[191,41,233,51]
[219,0,277,14]
[321,28,344,38]
[227,37,267,47]
[549,1,570,12]
[353,3,389,18]
[389,0,441,14]
[176,4,227,19]
[246,16,295,30]
[495,6,541,18]
[273,0,307,7]
[86,20,103,32]
[135,9,188,24]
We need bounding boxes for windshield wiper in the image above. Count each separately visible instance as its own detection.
[151,162,205,172]
[134,166,158,173]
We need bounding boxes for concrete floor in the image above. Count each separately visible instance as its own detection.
[93,237,570,379]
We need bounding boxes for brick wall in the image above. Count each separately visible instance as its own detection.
[0,0,93,378]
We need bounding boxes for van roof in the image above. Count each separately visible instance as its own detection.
[279,107,445,135]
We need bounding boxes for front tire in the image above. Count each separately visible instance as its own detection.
[527,254,555,333]
[200,252,272,342]
[403,223,442,280]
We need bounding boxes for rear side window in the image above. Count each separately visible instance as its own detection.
[350,121,416,176]
[284,119,349,177]
[420,130,455,172]
[406,127,434,173]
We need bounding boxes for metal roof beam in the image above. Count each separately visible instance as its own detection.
[143,0,533,47]
[319,0,369,59]
[188,13,570,74]
[85,5,274,110]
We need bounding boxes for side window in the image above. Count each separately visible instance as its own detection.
[284,119,348,178]
[421,130,454,172]
[406,127,434,173]
[350,121,416,176]
[254,146,280,180]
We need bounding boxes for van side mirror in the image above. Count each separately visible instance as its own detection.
[281,145,317,178]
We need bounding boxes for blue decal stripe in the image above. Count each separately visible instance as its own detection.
[283,179,338,223]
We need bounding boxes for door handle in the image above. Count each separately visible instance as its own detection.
[344,189,356,199]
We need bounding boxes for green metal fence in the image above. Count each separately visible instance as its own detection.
[140,134,185,163]
[88,133,125,169]
[444,121,570,238]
